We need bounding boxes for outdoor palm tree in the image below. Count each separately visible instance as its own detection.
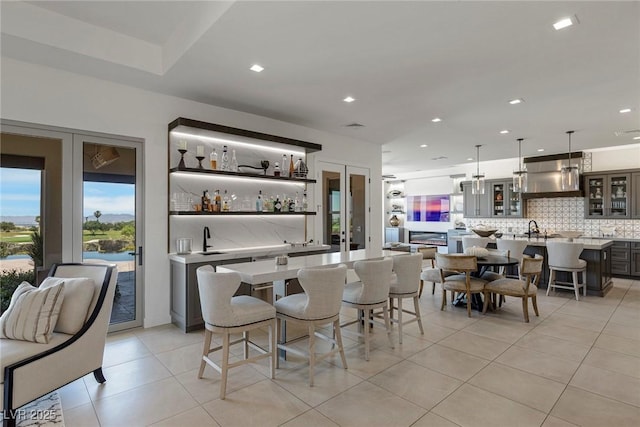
[94,210,102,222]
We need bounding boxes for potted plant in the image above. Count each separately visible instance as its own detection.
[27,228,47,285]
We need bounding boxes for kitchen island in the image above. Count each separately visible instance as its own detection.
[169,243,331,331]
[450,236,614,297]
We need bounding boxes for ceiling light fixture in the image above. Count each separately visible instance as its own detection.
[466,157,473,161]
[420,144,428,148]
[343,96,355,103]
[500,130,510,134]
[513,138,527,193]
[619,108,632,113]
[538,148,545,152]
[472,145,485,195]
[431,117,442,123]
[509,98,523,105]
[250,64,264,72]
[561,130,580,191]
[633,136,640,140]
[553,17,574,30]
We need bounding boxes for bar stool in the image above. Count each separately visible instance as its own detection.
[341,258,394,361]
[274,264,348,386]
[546,241,587,301]
[196,265,277,399]
[388,253,424,344]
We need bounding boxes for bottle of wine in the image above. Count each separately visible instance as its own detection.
[209,149,218,170]
[289,154,295,177]
[202,191,209,212]
[221,145,229,171]
[230,149,238,172]
[256,190,263,212]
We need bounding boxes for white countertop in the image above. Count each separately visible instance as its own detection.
[449,235,613,250]
[168,243,331,264]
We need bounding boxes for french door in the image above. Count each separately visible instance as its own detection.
[73,134,144,331]
[316,162,369,253]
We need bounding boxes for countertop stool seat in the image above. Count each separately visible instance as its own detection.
[546,241,587,301]
[341,258,395,361]
[387,253,424,344]
[196,266,276,399]
[274,264,348,386]
[436,254,488,317]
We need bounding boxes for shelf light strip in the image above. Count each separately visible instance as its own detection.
[171,171,307,185]
[171,131,306,157]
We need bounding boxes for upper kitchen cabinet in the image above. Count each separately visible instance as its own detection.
[633,172,640,219]
[462,181,489,218]
[489,180,525,218]
[585,172,631,219]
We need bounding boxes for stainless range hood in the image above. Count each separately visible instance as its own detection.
[522,152,584,199]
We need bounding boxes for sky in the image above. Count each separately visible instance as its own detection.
[0,167,135,217]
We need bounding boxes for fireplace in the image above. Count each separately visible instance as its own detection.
[408,231,447,246]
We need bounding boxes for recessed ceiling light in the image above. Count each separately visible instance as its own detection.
[420,144,428,148]
[620,108,632,113]
[343,96,355,103]
[633,136,640,140]
[250,64,264,72]
[467,157,473,161]
[431,117,442,123]
[509,98,523,105]
[500,130,510,134]
[537,148,545,152]
[553,17,574,30]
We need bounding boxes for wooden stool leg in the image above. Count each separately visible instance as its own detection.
[522,295,530,322]
[308,325,316,386]
[397,298,403,344]
[532,295,539,317]
[572,271,580,301]
[414,296,424,335]
[220,333,230,399]
[334,319,348,369]
[198,329,212,379]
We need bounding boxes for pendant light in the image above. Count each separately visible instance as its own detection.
[471,144,485,195]
[512,138,527,192]
[561,130,579,191]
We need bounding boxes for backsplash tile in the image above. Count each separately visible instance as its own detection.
[464,197,640,239]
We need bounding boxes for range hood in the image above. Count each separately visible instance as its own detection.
[522,152,584,199]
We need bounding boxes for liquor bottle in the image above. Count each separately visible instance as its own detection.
[288,196,295,212]
[209,149,218,170]
[302,191,308,211]
[230,149,238,172]
[256,190,263,212]
[221,145,229,171]
[274,195,282,213]
[281,154,288,177]
[222,190,230,211]
[274,162,281,177]
[213,189,221,212]
[289,154,295,177]
[201,191,209,212]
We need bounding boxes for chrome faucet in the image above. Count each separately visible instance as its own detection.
[203,226,212,252]
[527,220,540,238]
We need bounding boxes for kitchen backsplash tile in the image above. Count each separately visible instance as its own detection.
[464,197,639,239]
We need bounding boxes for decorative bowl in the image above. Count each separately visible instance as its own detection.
[464,247,489,257]
[471,228,498,237]
[557,231,582,239]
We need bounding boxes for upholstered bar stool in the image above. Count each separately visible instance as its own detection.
[274,264,348,386]
[388,253,424,344]
[341,258,394,361]
[418,246,454,297]
[546,241,587,301]
[436,254,488,317]
[196,265,276,399]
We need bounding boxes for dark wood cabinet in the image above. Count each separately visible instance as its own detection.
[463,179,525,218]
[611,241,631,276]
[462,181,489,218]
[632,243,640,277]
[633,172,640,219]
[585,172,632,218]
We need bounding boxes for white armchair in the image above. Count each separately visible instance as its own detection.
[1,263,117,426]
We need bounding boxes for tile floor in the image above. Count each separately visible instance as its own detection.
[59,278,640,427]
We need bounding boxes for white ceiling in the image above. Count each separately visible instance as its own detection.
[2,1,639,176]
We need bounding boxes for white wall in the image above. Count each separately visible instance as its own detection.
[1,58,382,328]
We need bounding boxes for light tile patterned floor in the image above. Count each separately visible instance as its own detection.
[59,278,640,427]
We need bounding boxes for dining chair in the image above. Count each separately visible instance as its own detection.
[388,253,424,344]
[418,246,455,297]
[462,236,490,251]
[546,241,587,300]
[274,264,348,386]
[341,258,394,361]
[480,249,510,282]
[496,239,529,279]
[196,265,277,399]
[436,253,488,317]
[482,254,544,322]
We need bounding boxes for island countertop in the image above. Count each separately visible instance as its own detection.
[168,243,331,264]
[448,235,613,250]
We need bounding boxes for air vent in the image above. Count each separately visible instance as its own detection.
[431,156,448,161]
[345,123,365,128]
[382,174,397,179]
[614,129,640,136]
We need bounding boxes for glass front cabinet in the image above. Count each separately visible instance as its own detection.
[490,180,523,217]
[585,173,631,219]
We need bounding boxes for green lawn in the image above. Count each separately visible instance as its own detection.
[1,229,128,244]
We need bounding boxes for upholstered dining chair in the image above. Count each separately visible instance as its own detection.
[418,246,454,297]
[196,265,276,399]
[274,264,348,386]
[546,241,587,300]
[388,253,424,344]
[462,236,490,251]
[436,254,488,317]
[482,254,544,322]
[341,258,394,361]
[496,239,529,279]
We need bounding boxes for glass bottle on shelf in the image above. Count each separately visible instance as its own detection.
[221,145,229,171]
[294,192,301,212]
[230,149,238,172]
[281,154,288,177]
[288,196,295,212]
[201,191,209,212]
[209,148,218,170]
[289,155,295,177]
[255,190,263,212]
[274,162,281,177]
[222,190,230,211]
[274,195,282,213]
[212,189,221,212]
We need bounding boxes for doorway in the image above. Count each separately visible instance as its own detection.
[317,162,369,253]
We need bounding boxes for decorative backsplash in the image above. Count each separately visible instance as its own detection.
[464,197,640,239]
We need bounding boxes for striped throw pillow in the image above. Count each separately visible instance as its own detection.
[0,281,65,343]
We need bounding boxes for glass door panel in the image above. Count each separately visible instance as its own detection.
[508,183,521,216]
[609,174,629,217]
[492,183,505,216]
[587,176,605,217]
[348,167,368,251]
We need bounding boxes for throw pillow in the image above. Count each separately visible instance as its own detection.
[0,281,65,343]
[40,277,95,334]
